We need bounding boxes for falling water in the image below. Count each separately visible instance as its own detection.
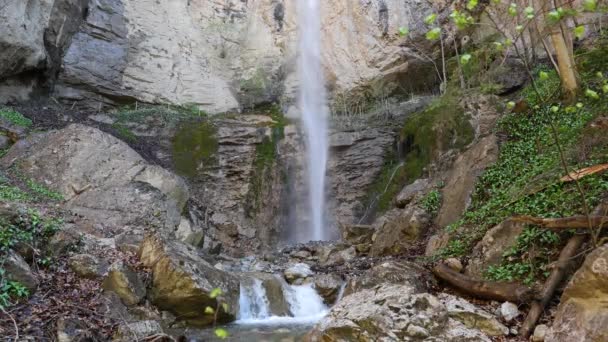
[298,0,329,241]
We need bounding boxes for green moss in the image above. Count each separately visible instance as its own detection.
[172,120,218,178]
[111,123,137,142]
[0,107,32,127]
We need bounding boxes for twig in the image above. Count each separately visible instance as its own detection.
[1,306,19,342]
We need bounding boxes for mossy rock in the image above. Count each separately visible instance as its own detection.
[171,120,218,178]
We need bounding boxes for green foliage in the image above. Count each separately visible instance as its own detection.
[26,179,63,201]
[172,120,218,178]
[421,189,442,216]
[0,107,32,128]
[0,184,31,202]
[0,278,29,309]
[111,123,137,142]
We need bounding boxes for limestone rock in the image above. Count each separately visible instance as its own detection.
[102,261,146,306]
[322,246,357,267]
[68,254,108,279]
[438,293,508,336]
[444,258,463,273]
[344,260,433,297]
[113,320,163,342]
[395,178,430,208]
[139,235,239,326]
[284,263,313,284]
[313,274,344,305]
[425,231,451,256]
[532,324,548,342]
[4,250,38,293]
[466,220,525,277]
[175,217,204,247]
[307,284,491,342]
[499,302,520,323]
[340,224,375,245]
[0,124,188,234]
[546,244,608,342]
[243,273,291,317]
[371,206,430,257]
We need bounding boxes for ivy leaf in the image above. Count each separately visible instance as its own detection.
[398,27,410,36]
[524,7,535,19]
[424,13,438,25]
[574,25,585,39]
[215,328,229,340]
[204,306,215,315]
[467,0,479,10]
[585,89,600,100]
[583,0,597,12]
[210,288,222,299]
[425,27,442,41]
[460,54,472,65]
[508,3,518,17]
[539,71,549,81]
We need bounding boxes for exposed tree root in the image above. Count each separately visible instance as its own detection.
[511,215,608,229]
[432,263,536,303]
[519,234,586,337]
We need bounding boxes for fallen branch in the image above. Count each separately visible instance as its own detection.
[511,215,608,229]
[560,163,608,182]
[432,263,536,303]
[519,234,586,337]
[0,306,18,342]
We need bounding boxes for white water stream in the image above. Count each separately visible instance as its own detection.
[298,0,329,242]
[237,278,328,325]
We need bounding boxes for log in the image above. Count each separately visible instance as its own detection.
[519,234,586,337]
[511,215,608,229]
[432,263,536,303]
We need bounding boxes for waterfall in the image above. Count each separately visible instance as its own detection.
[298,0,329,242]
[237,277,328,325]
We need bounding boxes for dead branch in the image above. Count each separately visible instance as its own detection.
[560,164,608,182]
[511,215,608,229]
[519,234,586,337]
[432,263,536,303]
[0,306,19,342]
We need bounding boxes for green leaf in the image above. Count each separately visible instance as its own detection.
[424,13,438,25]
[507,101,516,110]
[548,9,563,23]
[210,288,222,299]
[425,27,441,41]
[596,71,604,78]
[204,306,215,315]
[539,71,549,81]
[585,89,600,100]
[576,102,584,108]
[467,0,479,10]
[551,106,560,113]
[504,39,513,47]
[583,0,597,12]
[222,303,229,312]
[398,27,410,36]
[215,328,229,340]
[603,84,608,94]
[574,25,585,39]
[460,54,472,65]
[508,3,518,17]
[493,42,504,51]
[524,7,535,19]
[516,25,524,33]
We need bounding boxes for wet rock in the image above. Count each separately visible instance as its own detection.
[113,320,163,342]
[499,302,520,323]
[139,235,239,326]
[313,274,343,305]
[307,284,491,342]
[244,273,291,317]
[68,254,108,279]
[340,224,375,245]
[371,206,430,257]
[395,178,430,208]
[344,260,433,297]
[102,261,146,306]
[532,324,548,342]
[466,220,525,277]
[546,243,608,342]
[4,250,38,293]
[284,263,313,284]
[439,293,508,336]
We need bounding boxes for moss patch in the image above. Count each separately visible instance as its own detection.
[0,107,32,127]
[171,120,218,178]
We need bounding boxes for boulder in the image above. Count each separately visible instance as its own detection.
[102,261,146,306]
[425,231,451,256]
[307,284,491,342]
[313,274,344,305]
[344,260,433,297]
[243,273,291,317]
[4,250,38,293]
[113,320,163,342]
[68,254,108,279]
[532,324,549,342]
[139,235,239,326]
[444,258,463,273]
[370,207,431,257]
[499,302,520,323]
[395,178,430,208]
[0,124,188,234]
[284,263,313,284]
[489,57,528,95]
[340,224,375,245]
[322,246,357,267]
[546,244,608,342]
[438,294,508,336]
[466,220,525,277]
[175,217,204,247]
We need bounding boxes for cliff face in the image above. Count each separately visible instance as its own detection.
[0,0,446,112]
